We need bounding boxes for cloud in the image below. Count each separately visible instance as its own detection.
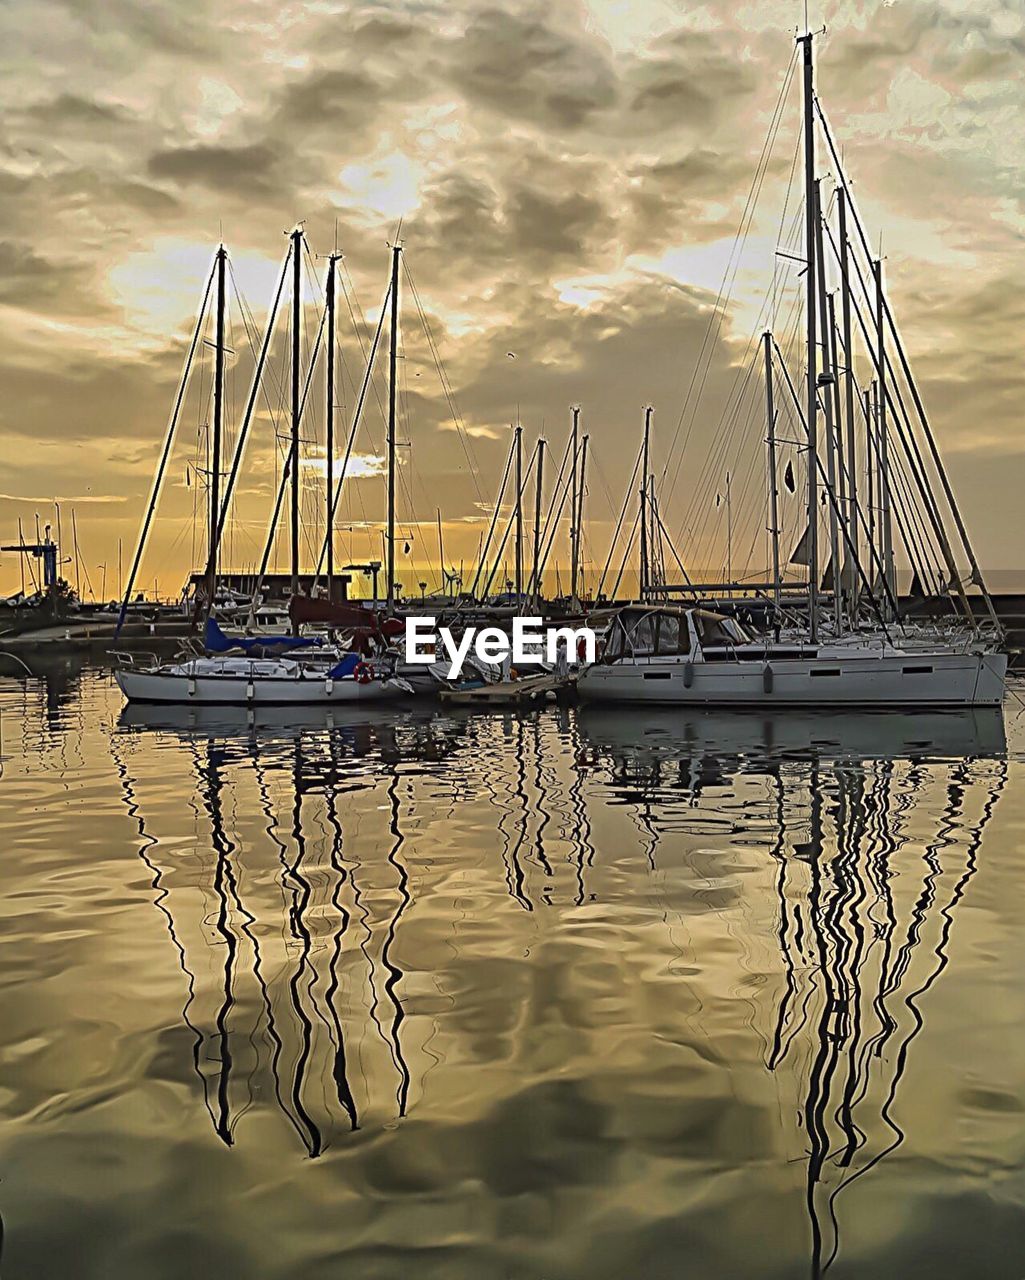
[0,0,1022,592]
[148,142,281,196]
[447,7,618,130]
[25,92,135,128]
[0,492,127,504]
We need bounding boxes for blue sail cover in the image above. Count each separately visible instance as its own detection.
[204,617,321,654]
[327,653,361,678]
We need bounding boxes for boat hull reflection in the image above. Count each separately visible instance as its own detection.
[576,703,1006,762]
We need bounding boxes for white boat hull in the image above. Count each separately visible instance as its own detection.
[578,649,1007,708]
[116,664,406,706]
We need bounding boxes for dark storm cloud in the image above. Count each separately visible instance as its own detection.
[447,7,617,130]
[148,142,280,196]
[276,67,384,128]
[910,275,1025,456]
[56,0,215,58]
[381,272,743,521]
[0,241,70,304]
[623,29,759,133]
[506,185,613,261]
[821,4,935,83]
[25,92,134,129]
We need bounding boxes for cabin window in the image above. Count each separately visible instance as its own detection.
[605,619,628,659]
[809,668,842,677]
[656,614,682,653]
[696,616,737,647]
[628,615,658,653]
[902,665,933,675]
[642,671,672,680]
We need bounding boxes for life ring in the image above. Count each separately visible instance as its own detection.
[354,661,374,685]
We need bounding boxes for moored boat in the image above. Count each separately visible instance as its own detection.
[577,606,1006,708]
[114,650,411,705]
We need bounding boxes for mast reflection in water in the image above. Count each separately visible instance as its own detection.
[2,662,1012,1279]
[112,705,467,1156]
[579,705,1008,1277]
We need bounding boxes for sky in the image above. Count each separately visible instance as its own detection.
[1,0,1023,600]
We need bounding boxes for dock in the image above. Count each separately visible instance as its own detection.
[439,672,577,707]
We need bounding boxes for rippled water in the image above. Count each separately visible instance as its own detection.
[1,657,1024,1278]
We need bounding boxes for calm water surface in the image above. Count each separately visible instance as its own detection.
[1,659,1024,1278]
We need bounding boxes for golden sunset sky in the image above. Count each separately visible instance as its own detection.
[1,0,1022,599]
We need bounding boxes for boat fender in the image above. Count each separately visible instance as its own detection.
[683,661,694,688]
[763,663,773,694]
[325,677,334,696]
[188,677,197,697]
[246,681,255,702]
[354,661,374,685]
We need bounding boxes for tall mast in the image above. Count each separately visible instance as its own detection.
[837,187,859,609]
[867,382,877,573]
[532,436,545,607]
[874,258,896,615]
[800,32,819,641]
[514,424,523,601]
[813,180,842,636]
[436,507,445,595]
[325,252,340,601]
[818,109,996,629]
[576,433,589,602]
[289,227,302,597]
[569,406,580,602]
[725,471,732,592]
[207,243,227,610]
[386,243,401,612]
[763,331,781,611]
[640,406,652,599]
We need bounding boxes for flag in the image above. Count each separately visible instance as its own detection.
[784,461,795,493]
[403,541,411,554]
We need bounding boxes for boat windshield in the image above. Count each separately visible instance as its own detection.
[693,612,750,647]
[603,608,750,660]
[604,610,690,659]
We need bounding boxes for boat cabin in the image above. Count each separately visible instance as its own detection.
[602,606,751,662]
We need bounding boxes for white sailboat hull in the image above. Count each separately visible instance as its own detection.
[578,649,1006,708]
[116,662,407,706]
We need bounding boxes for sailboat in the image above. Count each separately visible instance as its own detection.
[579,32,1006,710]
[115,618,411,705]
[578,602,1005,706]
[112,238,410,706]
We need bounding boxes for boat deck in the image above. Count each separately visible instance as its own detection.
[439,673,577,707]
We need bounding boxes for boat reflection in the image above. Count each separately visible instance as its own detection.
[111,700,1007,1275]
[576,704,1007,770]
[112,706,467,1156]
[577,703,1007,1277]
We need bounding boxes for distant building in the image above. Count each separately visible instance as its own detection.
[187,571,353,602]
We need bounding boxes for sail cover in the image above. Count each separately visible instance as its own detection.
[204,617,320,654]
